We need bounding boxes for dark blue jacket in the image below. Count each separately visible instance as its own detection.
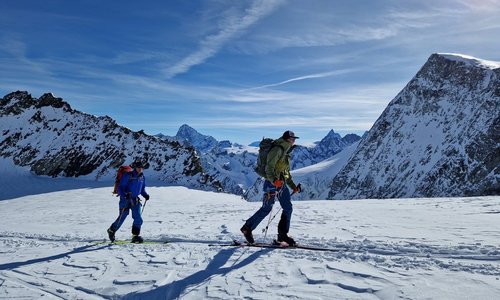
[118,170,149,199]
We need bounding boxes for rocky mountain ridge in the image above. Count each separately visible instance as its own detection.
[0,91,222,191]
[329,53,500,199]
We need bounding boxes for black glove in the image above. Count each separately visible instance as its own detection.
[144,194,150,201]
[292,183,302,194]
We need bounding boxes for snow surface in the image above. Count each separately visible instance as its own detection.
[1,175,500,299]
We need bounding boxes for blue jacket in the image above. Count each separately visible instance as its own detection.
[118,170,149,199]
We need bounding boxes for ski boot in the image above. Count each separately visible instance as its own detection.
[240,224,255,244]
[131,226,143,243]
[131,235,144,243]
[276,233,296,247]
[107,227,116,242]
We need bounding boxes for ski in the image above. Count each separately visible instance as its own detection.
[208,240,347,252]
[283,243,347,252]
[93,239,169,245]
[208,240,284,249]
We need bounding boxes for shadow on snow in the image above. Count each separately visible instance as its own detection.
[0,244,109,270]
[124,247,274,299]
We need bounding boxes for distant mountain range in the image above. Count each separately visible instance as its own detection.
[1,53,498,200]
[156,124,360,198]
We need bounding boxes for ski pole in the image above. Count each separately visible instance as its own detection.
[262,189,276,242]
[242,177,259,200]
[262,186,285,242]
[141,198,148,214]
[262,203,274,242]
[263,207,282,234]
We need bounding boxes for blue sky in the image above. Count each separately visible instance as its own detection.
[1,0,499,145]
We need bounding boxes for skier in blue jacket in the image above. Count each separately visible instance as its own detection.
[107,161,150,243]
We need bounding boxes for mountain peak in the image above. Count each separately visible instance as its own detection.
[435,53,500,70]
[38,92,72,111]
[176,124,198,136]
[325,129,340,139]
[1,91,34,108]
[175,124,218,153]
[4,90,32,101]
[1,91,73,114]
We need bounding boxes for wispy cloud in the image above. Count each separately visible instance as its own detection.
[456,0,500,12]
[234,24,400,55]
[241,68,359,91]
[0,36,56,82]
[163,0,284,78]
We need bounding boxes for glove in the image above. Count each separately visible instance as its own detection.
[273,179,284,188]
[144,194,150,201]
[292,183,302,194]
[124,192,131,199]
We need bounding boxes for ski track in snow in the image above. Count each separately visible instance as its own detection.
[0,185,499,299]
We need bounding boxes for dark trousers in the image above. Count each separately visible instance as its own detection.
[245,180,293,234]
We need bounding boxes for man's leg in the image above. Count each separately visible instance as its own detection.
[277,187,295,245]
[241,181,276,243]
[245,181,276,230]
[130,200,143,243]
[108,198,130,242]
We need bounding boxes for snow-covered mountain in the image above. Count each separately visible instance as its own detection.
[292,142,359,200]
[0,92,357,198]
[242,142,360,202]
[291,130,361,169]
[162,124,360,198]
[156,124,259,195]
[329,53,500,199]
[171,124,360,168]
[175,124,219,153]
[0,91,222,191]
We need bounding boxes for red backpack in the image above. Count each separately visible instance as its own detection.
[112,165,133,195]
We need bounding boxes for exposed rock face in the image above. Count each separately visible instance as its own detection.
[329,54,500,199]
[0,91,222,191]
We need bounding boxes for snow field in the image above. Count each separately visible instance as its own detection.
[0,185,499,299]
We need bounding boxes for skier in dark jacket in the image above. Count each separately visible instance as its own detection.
[241,130,302,246]
[107,161,150,243]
